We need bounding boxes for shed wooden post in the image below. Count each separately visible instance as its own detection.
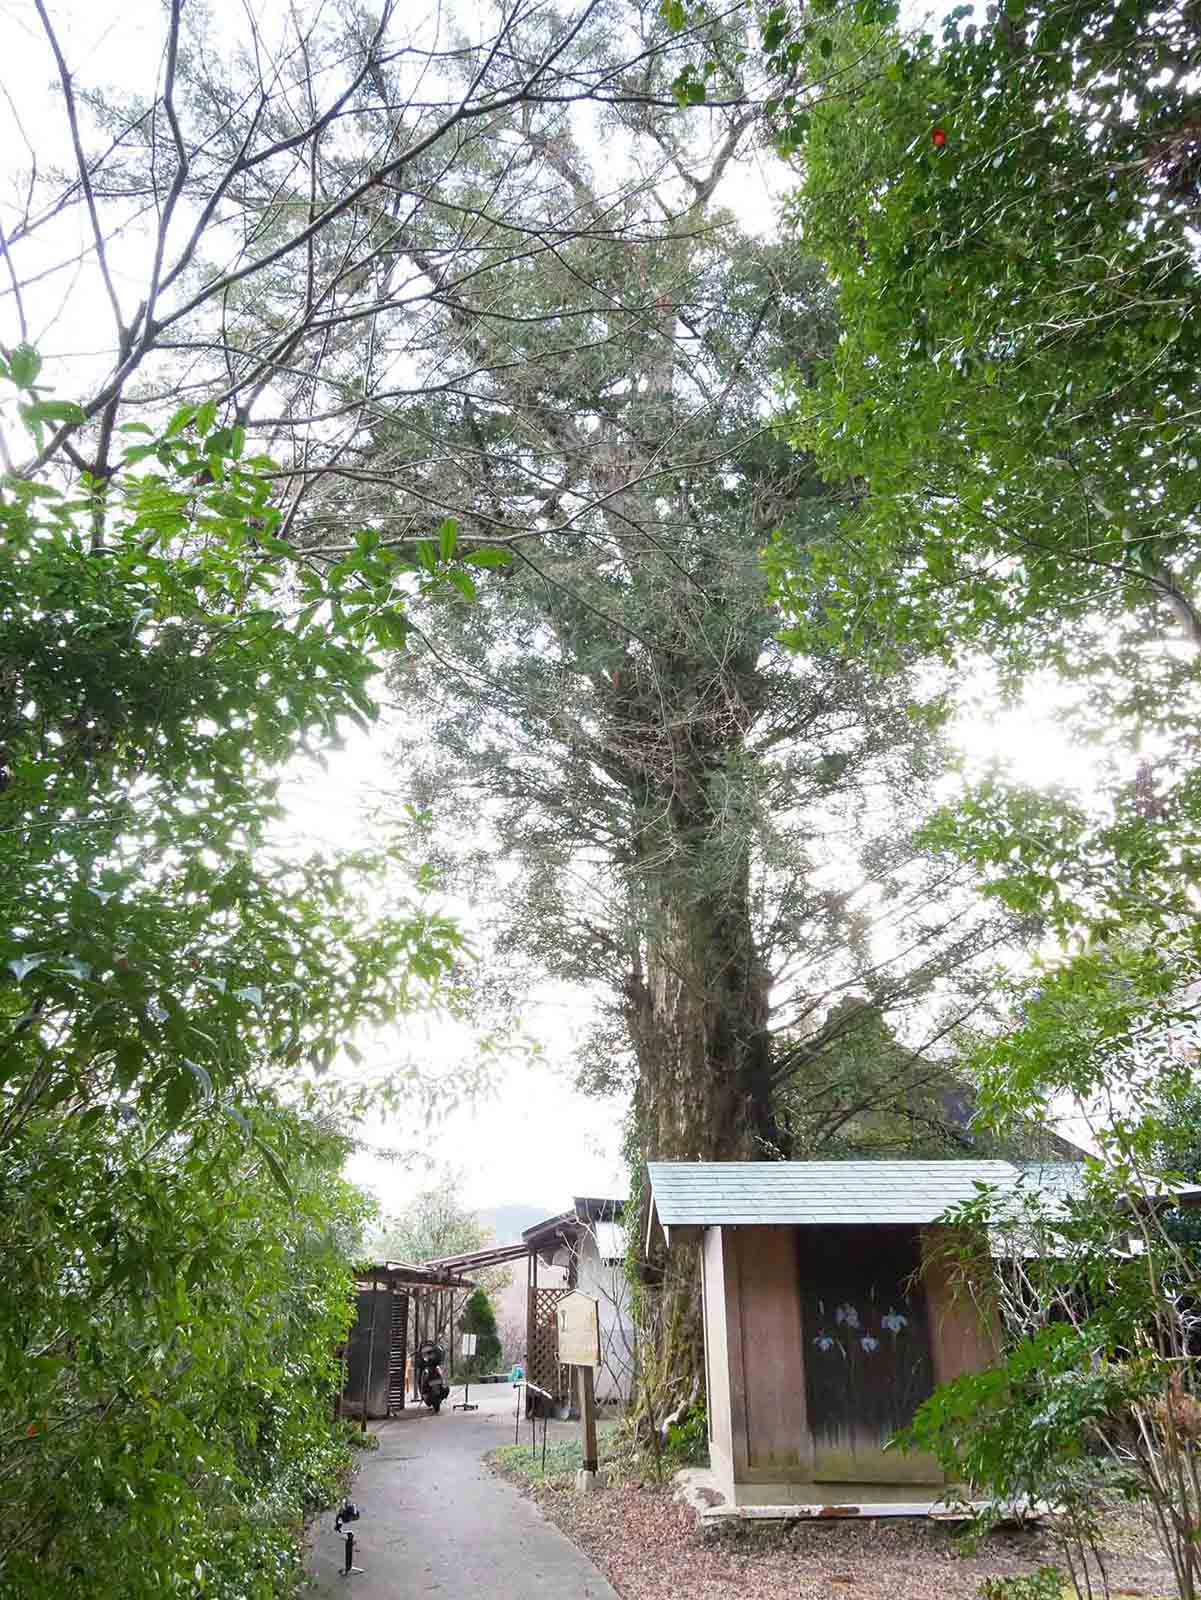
[411,1294,422,1401]
[360,1278,378,1433]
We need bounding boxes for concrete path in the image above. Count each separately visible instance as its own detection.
[306,1384,619,1599]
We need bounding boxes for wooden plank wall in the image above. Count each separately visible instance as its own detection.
[799,1226,940,1486]
[730,1225,810,1477]
[343,1287,393,1419]
[920,1225,1002,1385]
[388,1291,408,1414]
[703,1222,1000,1493]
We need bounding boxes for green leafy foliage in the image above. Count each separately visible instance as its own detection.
[777,999,1078,1161]
[0,1107,367,1598]
[491,1419,627,1484]
[900,1164,1201,1597]
[768,0,1201,691]
[0,394,464,1140]
[663,1400,709,1465]
[980,1570,1069,1600]
[1155,1088,1201,1258]
[757,14,1201,1428]
[459,1288,503,1374]
[900,1321,1145,1508]
[0,372,467,1593]
[371,1166,488,1266]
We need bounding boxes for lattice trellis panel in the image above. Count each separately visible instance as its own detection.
[527,1286,572,1407]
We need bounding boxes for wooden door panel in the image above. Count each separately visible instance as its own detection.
[799,1227,941,1485]
[735,1226,810,1473]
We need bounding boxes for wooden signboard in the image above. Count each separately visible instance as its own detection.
[555,1291,600,1367]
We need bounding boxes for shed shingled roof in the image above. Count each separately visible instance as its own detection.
[647,1160,1021,1230]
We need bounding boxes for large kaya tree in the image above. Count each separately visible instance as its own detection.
[344,29,1015,1206]
[4,0,1018,1410]
[3,0,1003,1160]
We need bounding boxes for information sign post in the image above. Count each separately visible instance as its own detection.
[454,1333,479,1412]
[554,1292,601,1484]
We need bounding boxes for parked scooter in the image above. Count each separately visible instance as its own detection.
[416,1342,450,1413]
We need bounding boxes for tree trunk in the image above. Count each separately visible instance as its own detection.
[623,825,782,1422]
[628,892,777,1164]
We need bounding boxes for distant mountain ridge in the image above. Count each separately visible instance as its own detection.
[477,1202,557,1244]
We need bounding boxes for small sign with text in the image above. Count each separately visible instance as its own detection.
[555,1292,600,1367]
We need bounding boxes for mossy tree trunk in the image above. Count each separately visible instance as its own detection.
[621,770,783,1422]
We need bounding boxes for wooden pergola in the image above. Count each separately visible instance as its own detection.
[425,1230,576,1412]
[428,1201,625,1416]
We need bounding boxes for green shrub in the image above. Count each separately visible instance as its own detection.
[0,390,461,1596]
[0,1106,368,1599]
[664,1402,709,1466]
[979,1570,1068,1600]
[459,1288,503,1373]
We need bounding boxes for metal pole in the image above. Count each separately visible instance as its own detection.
[525,1252,535,1423]
[335,1506,364,1576]
[524,1382,551,1459]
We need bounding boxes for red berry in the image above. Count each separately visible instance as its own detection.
[932,127,947,146]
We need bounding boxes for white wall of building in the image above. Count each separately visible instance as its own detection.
[574,1227,635,1404]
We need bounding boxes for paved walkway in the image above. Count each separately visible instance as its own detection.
[306,1384,619,1599]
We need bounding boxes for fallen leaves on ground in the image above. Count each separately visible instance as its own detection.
[518,1482,1175,1600]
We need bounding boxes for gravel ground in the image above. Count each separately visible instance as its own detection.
[508,1480,1178,1600]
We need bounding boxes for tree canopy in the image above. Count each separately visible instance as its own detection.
[372,77,1018,1164]
[372,1166,489,1266]
[765,0,1201,689]
[2,1102,367,1598]
[731,0,1201,1172]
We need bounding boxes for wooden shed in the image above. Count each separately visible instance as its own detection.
[340,1260,475,1422]
[646,1160,1013,1515]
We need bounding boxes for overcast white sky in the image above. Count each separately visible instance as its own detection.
[278,685,1101,1222]
[2,0,1099,1225]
